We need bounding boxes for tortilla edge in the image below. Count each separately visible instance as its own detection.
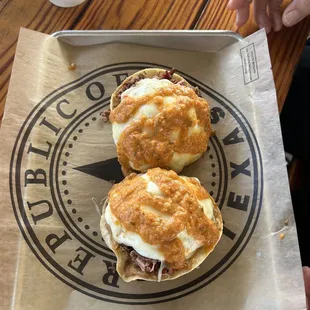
[110,68,190,111]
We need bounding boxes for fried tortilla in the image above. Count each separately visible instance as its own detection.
[100,168,223,282]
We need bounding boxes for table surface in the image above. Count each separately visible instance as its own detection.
[0,0,309,307]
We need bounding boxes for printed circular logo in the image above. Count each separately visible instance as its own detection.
[10,63,263,304]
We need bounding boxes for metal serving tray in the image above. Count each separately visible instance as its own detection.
[52,30,242,52]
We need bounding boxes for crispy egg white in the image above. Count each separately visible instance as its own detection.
[105,173,214,262]
[111,78,205,173]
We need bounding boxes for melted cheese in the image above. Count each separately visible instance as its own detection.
[112,102,159,144]
[178,230,202,259]
[105,204,165,260]
[170,153,202,172]
[142,173,164,196]
[121,78,172,100]
[199,198,215,221]
[106,172,215,262]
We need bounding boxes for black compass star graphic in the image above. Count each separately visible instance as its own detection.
[74,157,124,183]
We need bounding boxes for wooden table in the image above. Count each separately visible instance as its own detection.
[0,0,309,122]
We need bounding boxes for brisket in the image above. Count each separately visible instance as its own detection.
[120,245,173,275]
[130,251,161,273]
[161,68,176,80]
[100,109,111,122]
[116,69,202,101]
[117,74,145,100]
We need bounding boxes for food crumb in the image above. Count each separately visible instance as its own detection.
[68,63,76,71]
[284,218,289,226]
[279,233,285,240]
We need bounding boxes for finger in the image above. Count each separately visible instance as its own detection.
[303,267,310,296]
[236,6,250,27]
[228,0,251,10]
[254,0,272,33]
[303,267,310,309]
[282,0,310,27]
[268,0,283,32]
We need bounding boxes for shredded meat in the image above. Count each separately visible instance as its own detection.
[117,74,144,100]
[120,245,173,275]
[116,69,202,102]
[130,251,161,273]
[176,80,187,86]
[162,267,174,275]
[161,68,176,80]
[162,69,201,97]
[100,109,111,122]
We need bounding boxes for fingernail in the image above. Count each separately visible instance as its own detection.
[273,18,283,32]
[227,0,233,9]
[236,16,240,26]
[236,19,245,27]
[236,15,243,27]
[283,10,302,27]
[273,24,282,32]
[273,22,282,32]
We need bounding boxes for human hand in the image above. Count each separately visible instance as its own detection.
[227,0,310,33]
[304,267,310,309]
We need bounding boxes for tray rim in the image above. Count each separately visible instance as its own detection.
[51,29,243,41]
